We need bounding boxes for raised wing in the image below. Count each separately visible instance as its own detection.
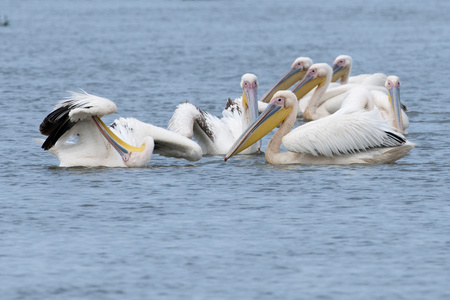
[39,91,117,150]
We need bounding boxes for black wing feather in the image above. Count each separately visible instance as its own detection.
[39,101,85,150]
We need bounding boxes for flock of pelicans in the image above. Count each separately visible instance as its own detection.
[38,55,414,167]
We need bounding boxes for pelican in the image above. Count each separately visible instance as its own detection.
[225,90,414,165]
[39,91,202,167]
[372,75,409,133]
[294,63,409,133]
[168,73,261,155]
[298,55,404,117]
[331,54,409,113]
[331,55,387,86]
[293,63,360,121]
[260,57,313,103]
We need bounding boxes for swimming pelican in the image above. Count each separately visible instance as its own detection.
[292,63,362,121]
[39,91,202,167]
[225,90,414,165]
[295,64,410,134]
[331,54,409,113]
[168,73,260,155]
[260,57,313,103]
[331,55,387,86]
[372,75,409,133]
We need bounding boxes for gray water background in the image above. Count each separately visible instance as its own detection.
[1,0,450,299]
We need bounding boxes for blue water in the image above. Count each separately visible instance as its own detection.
[1,0,450,299]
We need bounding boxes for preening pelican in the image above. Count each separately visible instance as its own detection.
[225,90,414,165]
[260,57,313,103]
[39,91,202,167]
[168,73,261,155]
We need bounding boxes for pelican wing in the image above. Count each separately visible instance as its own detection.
[113,117,202,161]
[39,91,117,150]
[282,108,406,157]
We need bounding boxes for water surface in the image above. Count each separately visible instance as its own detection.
[1,0,450,299]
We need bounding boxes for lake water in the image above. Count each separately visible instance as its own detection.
[1,0,450,299]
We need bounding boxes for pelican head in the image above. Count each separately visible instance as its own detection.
[331,55,352,84]
[240,73,259,121]
[241,73,261,150]
[291,63,332,100]
[260,57,312,103]
[225,90,297,161]
[385,75,404,133]
[92,117,150,166]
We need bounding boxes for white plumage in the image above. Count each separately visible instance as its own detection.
[283,107,401,157]
[225,90,414,165]
[39,91,202,167]
[168,73,261,155]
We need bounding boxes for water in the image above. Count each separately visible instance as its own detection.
[1,0,450,299]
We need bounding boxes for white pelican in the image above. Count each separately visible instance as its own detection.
[331,54,409,113]
[39,91,202,167]
[168,73,262,155]
[331,54,387,86]
[225,90,414,165]
[293,63,359,121]
[294,63,409,133]
[260,57,313,103]
[372,75,409,133]
[297,56,408,117]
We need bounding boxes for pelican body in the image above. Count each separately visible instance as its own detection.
[168,73,261,155]
[225,90,414,165]
[39,91,202,167]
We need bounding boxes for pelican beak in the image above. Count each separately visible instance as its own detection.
[291,72,324,101]
[242,84,261,151]
[224,102,291,161]
[92,117,145,161]
[260,67,307,103]
[388,87,404,133]
[331,64,345,82]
